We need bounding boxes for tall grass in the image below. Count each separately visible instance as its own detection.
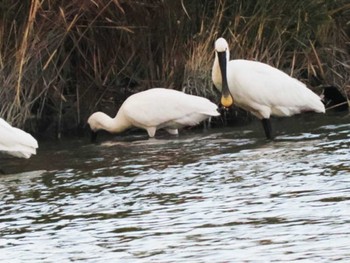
[0,0,349,137]
[184,0,350,95]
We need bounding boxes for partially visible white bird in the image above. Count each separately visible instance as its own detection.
[212,37,325,139]
[87,88,220,140]
[0,118,38,158]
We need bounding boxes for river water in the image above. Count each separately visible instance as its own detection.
[1,112,350,262]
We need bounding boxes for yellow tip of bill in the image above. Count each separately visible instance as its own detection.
[221,95,233,108]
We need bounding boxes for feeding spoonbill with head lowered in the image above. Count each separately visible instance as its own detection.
[87,88,220,141]
[0,118,38,158]
[212,37,325,139]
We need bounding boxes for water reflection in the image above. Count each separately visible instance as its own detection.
[1,112,350,262]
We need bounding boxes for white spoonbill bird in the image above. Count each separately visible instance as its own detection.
[0,118,38,158]
[212,37,325,139]
[87,88,220,141]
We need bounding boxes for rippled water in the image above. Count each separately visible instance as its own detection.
[1,112,350,262]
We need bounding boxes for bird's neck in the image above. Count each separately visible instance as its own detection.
[212,54,222,91]
[212,49,230,91]
[99,112,131,134]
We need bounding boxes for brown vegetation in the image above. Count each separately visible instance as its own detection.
[0,0,349,138]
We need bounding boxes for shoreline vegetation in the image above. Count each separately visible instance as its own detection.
[0,0,349,139]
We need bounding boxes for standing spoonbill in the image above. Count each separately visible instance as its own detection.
[0,118,38,158]
[212,37,325,139]
[87,88,220,141]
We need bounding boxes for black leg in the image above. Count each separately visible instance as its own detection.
[261,118,274,139]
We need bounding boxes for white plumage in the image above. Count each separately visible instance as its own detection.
[212,37,325,138]
[0,118,38,158]
[87,88,220,139]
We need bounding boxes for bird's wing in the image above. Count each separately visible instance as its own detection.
[122,88,219,128]
[0,119,38,158]
[229,60,324,112]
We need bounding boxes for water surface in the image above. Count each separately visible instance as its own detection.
[1,112,350,262]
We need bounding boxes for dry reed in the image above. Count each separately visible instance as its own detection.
[0,0,349,137]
